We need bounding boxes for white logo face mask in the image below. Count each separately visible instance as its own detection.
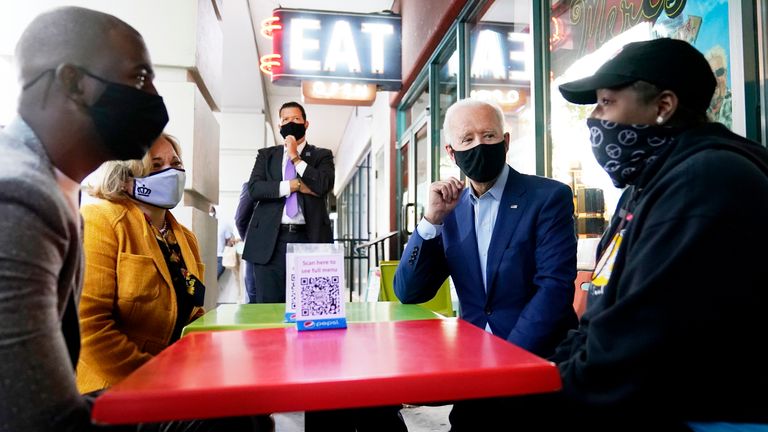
[132,167,186,209]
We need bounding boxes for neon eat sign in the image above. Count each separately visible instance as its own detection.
[262,9,402,91]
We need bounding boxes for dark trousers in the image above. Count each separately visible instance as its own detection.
[448,396,538,432]
[216,256,224,280]
[450,394,595,432]
[248,228,309,303]
[244,260,256,302]
[448,393,695,432]
[305,406,407,432]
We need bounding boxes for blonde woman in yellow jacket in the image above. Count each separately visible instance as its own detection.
[76,134,206,394]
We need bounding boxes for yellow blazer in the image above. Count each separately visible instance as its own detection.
[76,199,205,394]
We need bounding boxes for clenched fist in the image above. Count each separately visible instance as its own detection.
[284,135,299,160]
[424,177,465,225]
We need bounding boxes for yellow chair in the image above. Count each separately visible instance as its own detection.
[378,260,455,317]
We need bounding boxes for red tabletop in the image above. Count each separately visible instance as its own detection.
[92,319,561,425]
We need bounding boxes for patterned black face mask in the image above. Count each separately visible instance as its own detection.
[587,118,676,188]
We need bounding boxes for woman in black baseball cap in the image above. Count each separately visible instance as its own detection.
[532,37,768,430]
[559,37,717,188]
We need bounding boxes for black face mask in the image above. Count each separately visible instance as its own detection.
[280,121,306,141]
[80,69,169,161]
[451,140,507,183]
[23,68,169,161]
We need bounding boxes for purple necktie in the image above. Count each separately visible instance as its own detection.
[284,158,298,217]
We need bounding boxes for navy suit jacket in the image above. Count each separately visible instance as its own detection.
[394,166,578,357]
[242,143,334,265]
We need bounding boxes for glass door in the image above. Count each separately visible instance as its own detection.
[414,122,429,224]
[397,110,429,247]
[468,0,535,175]
[438,46,460,180]
[398,138,411,236]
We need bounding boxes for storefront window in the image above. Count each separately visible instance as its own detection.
[438,47,460,180]
[398,85,429,237]
[415,124,429,221]
[549,0,733,238]
[374,146,387,238]
[468,0,535,174]
[399,139,412,233]
[397,28,456,252]
[410,89,429,126]
[337,153,372,300]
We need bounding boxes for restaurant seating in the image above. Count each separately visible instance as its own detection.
[379,260,455,317]
[379,263,587,320]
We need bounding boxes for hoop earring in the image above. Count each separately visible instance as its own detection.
[656,115,665,125]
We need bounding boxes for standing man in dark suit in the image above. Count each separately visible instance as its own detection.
[242,101,334,303]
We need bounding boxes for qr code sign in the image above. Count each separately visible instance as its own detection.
[299,276,341,316]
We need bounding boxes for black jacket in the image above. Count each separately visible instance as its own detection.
[242,143,334,264]
[235,182,254,239]
[552,123,768,425]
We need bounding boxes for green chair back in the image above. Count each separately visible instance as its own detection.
[379,260,455,317]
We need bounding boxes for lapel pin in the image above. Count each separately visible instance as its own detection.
[510,204,518,209]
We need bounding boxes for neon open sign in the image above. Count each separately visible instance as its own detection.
[262,8,402,91]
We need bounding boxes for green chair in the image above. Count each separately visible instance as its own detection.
[378,260,455,317]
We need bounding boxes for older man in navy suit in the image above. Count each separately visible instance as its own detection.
[394,98,577,428]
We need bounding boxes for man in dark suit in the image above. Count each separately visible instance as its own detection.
[242,101,334,303]
[394,98,578,430]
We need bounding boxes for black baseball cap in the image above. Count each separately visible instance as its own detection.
[558,38,716,113]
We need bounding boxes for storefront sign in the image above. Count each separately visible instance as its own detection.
[444,24,531,112]
[556,0,688,56]
[471,24,530,84]
[301,81,377,106]
[449,24,531,85]
[262,8,402,91]
[470,88,528,113]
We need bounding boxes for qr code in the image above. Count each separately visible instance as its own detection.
[300,276,340,316]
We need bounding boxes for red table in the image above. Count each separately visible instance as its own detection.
[92,319,561,424]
